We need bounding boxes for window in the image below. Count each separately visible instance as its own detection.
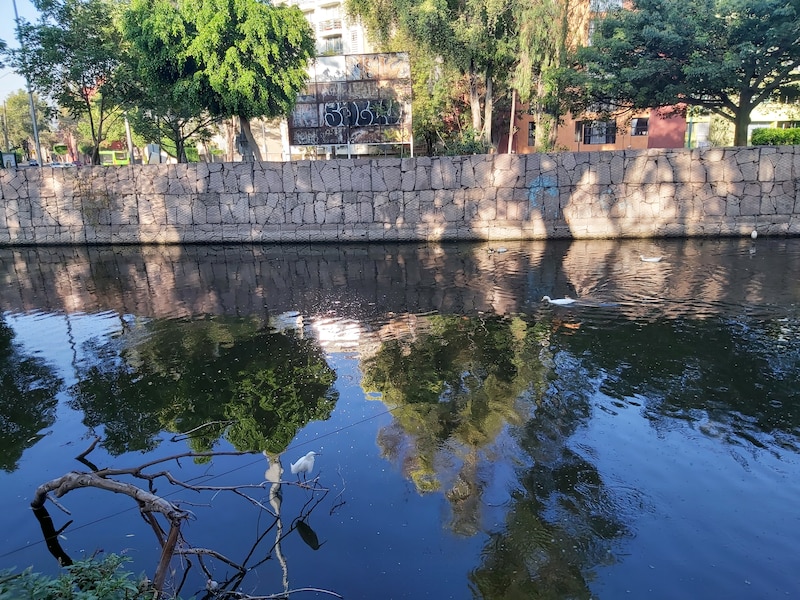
[527,122,536,147]
[320,35,343,55]
[318,6,342,33]
[630,118,649,136]
[581,120,617,145]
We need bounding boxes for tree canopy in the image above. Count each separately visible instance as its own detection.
[8,0,315,164]
[2,89,52,157]
[347,0,517,148]
[12,0,129,164]
[121,0,222,163]
[180,0,316,160]
[577,0,800,146]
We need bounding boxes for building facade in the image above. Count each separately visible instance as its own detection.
[285,0,372,56]
[505,0,688,154]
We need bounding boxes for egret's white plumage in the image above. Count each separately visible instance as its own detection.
[751,230,758,240]
[290,451,319,478]
[542,295,576,306]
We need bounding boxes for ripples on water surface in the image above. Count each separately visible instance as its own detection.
[0,238,798,599]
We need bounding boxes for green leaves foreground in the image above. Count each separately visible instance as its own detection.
[0,554,149,600]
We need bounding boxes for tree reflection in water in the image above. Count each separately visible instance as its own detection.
[68,316,338,456]
[363,313,642,597]
[0,317,63,472]
[362,315,553,532]
[471,350,637,599]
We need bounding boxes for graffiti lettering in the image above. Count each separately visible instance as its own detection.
[323,100,402,128]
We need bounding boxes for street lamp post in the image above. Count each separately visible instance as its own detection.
[12,0,43,165]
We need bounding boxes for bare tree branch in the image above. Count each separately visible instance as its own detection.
[219,588,343,599]
[31,471,188,522]
[175,547,245,572]
[29,439,341,599]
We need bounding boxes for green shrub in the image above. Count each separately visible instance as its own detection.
[751,127,800,145]
[0,554,153,600]
[444,129,490,156]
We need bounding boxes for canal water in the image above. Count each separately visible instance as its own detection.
[0,237,798,599]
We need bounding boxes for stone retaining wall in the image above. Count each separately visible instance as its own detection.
[1,146,798,244]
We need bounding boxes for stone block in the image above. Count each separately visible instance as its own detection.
[351,165,372,191]
[413,166,431,191]
[320,163,342,191]
[774,150,793,181]
[296,163,312,192]
[223,167,239,193]
[359,198,374,221]
[208,170,224,193]
[310,162,325,191]
[282,163,297,193]
[401,169,416,192]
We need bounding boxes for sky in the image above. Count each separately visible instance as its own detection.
[1,0,39,102]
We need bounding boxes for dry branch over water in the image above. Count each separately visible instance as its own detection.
[28,436,337,599]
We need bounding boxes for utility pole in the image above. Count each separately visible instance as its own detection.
[124,112,134,164]
[2,102,10,151]
[13,0,43,165]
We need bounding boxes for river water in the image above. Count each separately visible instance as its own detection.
[0,237,798,599]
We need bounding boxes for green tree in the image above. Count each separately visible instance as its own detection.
[576,0,800,146]
[121,0,221,163]
[180,0,315,161]
[511,0,592,151]
[1,89,52,156]
[13,0,129,164]
[347,0,516,148]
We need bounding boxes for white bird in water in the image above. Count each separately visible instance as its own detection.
[542,295,577,306]
[290,451,320,480]
[640,255,664,263]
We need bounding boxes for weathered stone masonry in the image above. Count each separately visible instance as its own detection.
[1,146,798,245]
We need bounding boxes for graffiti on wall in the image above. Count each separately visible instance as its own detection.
[288,53,412,148]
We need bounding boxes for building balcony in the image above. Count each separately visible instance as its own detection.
[318,18,343,32]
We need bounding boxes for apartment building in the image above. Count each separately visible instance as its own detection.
[284,0,372,56]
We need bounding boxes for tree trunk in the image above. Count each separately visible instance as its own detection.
[239,117,263,162]
[733,107,752,146]
[483,71,493,148]
[225,119,237,161]
[173,123,187,163]
[468,60,482,134]
[507,88,516,154]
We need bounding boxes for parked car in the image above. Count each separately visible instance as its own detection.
[28,159,39,166]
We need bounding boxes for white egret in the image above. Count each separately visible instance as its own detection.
[751,230,758,240]
[542,295,576,306]
[290,451,320,480]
